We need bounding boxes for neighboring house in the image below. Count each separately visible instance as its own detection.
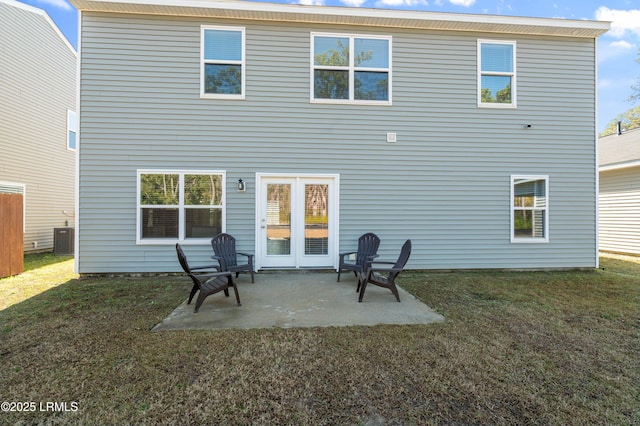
[0,0,76,253]
[70,0,609,273]
[599,127,640,256]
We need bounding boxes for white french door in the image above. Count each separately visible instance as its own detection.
[256,174,338,269]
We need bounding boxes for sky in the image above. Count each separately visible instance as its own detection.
[17,0,640,132]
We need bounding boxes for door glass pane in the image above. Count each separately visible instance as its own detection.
[305,184,328,255]
[266,184,291,255]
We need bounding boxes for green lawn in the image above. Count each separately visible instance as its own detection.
[0,255,638,424]
[0,254,75,310]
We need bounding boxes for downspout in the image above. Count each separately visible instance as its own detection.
[594,38,600,269]
[74,11,81,274]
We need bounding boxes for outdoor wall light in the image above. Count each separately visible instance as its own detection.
[237,179,246,192]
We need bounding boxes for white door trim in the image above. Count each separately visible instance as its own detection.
[255,173,339,270]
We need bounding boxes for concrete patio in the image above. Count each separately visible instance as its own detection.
[153,271,445,331]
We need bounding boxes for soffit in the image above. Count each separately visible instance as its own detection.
[70,0,610,38]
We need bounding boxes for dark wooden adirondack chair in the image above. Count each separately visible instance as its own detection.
[358,239,411,302]
[337,232,380,283]
[176,243,241,313]
[210,233,256,283]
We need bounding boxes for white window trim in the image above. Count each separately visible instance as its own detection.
[200,25,246,100]
[67,109,77,151]
[478,39,517,109]
[310,32,392,105]
[510,175,549,243]
[136,170,226,245]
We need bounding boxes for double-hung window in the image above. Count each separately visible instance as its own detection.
[511,175,548,243]
[311,33,391,104]
[201,26,245,99]
[67,110,77,151]
[478,40,516,108]
[137,170,225,243]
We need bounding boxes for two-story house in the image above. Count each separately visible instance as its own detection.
[0,0,76,257]
[70,0,609,273]
[599,127,640,256]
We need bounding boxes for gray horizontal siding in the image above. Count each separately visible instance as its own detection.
[599,166,640,255]
[78,12,598,272]
[0,2,76,253]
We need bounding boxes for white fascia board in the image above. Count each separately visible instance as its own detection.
[599,160,640,172]
[70,0,611,38]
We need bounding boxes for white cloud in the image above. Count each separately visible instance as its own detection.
[599,77,635,90]
[299,0,325,5]
[597,39,637,63]
[34,0,72,11]
[610,40,635,50]
[449,0,475,6]
[340,0,367,6]
[495,0,512,14]
[595,7,640,39]
[375,0,427,7]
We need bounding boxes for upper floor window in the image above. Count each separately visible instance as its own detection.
[201,26,245,99]
[511,175,548,243]
[67,110,77,151]
[478,40,516,108]
[137,170,225,244]
[311,33,392,104]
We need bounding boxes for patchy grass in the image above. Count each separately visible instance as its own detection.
[0,255,638,424]
[0,254,76,310]
[24,252,74,272]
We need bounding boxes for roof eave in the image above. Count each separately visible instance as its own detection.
[70,0,611,38]
[600,160,640,172]
[1,0,77,56]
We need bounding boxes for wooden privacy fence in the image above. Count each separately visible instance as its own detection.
[0,193,24,278]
